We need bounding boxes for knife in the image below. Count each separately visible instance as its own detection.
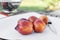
[47,19,57,34]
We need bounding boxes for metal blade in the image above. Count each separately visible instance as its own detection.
[47,24,57,34]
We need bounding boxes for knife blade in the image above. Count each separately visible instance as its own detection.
[47,19,57,34]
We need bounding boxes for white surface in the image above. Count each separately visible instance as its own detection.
[0,14,7,19]
[0,12,60,40]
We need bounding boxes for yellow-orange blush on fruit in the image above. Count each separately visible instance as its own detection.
[40,16,48,24]
[33,19,46,33]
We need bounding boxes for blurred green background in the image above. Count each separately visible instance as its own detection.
[18,0,60,12]
[0,0,60,12]
[0,3,3,11]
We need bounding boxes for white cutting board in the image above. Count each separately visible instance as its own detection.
[0,12,60,40]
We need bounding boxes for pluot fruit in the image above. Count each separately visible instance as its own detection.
[15,16,48,35]
[40,16,48,24]
[33,19,46,33]
[28,16,38,23]
[16,19,33,35]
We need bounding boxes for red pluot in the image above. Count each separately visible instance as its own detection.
[16,19,33,35]
[33,19,46,33]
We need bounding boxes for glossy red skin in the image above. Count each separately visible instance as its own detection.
[34,19,46,33]
[18,18,29,24]
[40,16,48,24]
[28,16,38,23]
[16,19,33,35]
[0,11,9,16]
